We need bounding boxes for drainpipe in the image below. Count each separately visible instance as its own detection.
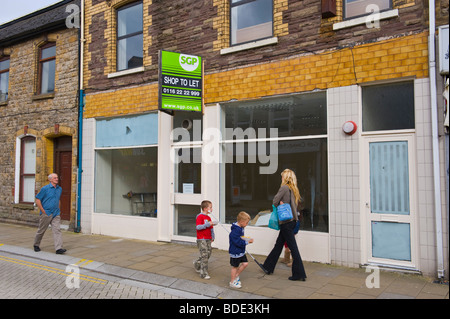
[428,0,445,279]
[75,0,85,233]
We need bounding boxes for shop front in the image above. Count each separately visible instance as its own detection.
[157,90,331,263]
[80,78,443,274]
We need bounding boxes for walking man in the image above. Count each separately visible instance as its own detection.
[33,173,66,254]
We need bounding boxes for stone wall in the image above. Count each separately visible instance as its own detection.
[0,27,79,228]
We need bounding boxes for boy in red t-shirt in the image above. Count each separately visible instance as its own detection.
[193,200,217,279]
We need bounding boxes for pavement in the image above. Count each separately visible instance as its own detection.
[0,222,448,300]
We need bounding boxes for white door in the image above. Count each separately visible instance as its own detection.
[361,134,418,270]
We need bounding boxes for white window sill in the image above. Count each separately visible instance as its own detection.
[333,9,398,30]
[108,66,144,78]
[220,37,278,55]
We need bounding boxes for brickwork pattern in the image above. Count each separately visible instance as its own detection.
[84,31,428,119]
[0,28,79,227]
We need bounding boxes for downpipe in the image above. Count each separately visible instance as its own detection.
[428,0,445,280]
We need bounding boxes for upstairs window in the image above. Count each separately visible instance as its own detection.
[38,43,56,94]
[344,0,391,20]
[230,0,273,46]
[0,57,9,102]
[117,1,143,71]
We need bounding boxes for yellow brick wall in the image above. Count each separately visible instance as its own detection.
[85,32,428,118]
[204,31,428,103]
[84,84,159,118]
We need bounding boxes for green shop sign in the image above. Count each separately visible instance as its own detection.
[158,50,203,113]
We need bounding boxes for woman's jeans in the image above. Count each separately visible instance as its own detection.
[263,220,307,279]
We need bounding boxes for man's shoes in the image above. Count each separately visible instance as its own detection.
[56,249,67,254]
[33,246,41,252]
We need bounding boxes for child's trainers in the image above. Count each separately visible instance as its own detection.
[193,260,200,273]
[201,272,211,280]
[229,279,241,289]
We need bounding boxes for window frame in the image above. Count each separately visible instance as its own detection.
[0,56,10,102]
[116,1,144,72]
[38,42,56,95]
[343,0,392,20]
[219,91,329,232]
[361,81,415,132]
[229,0,274,46]
[19,136,36,204]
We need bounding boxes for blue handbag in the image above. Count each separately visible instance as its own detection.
[268,205,279,230]
[277,203,293,221]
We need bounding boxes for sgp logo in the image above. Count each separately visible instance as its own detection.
[179,54,200,72]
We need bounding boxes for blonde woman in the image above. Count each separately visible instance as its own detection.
[262,169,307,281]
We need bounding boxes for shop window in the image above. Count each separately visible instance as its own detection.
[20,136,36,203]
[117,1,143,71]
[224,92,327,138]
[221,92,329,232]
[230,0,273,46]
[344,0,391,20]
[95,147,157,217]
[95,113,158,217]
[362,81,414,132]
[0,57,9,102]
[38,43,56,94]
[96,113,158,147]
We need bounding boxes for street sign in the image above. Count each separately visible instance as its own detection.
[159,50,203,113]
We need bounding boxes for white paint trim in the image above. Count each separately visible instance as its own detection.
[107,66,145,79]
[333,9,398,31]
[220,37,278,55]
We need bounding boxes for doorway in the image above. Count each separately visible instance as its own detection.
[361,134,418,270]
[54,136,72,221]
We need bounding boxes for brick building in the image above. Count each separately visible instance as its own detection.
[0,0,81,230]
[79,0,448,278]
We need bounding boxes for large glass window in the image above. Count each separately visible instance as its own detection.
[362,81,414,132]
[95,113,158,217]
[344,0,391,19]
[231,0,273,45]
[0,57,9,101]
[117,1,143,71]
[221,92,329,232]
[39,43,56,94]
[95,147,157,217]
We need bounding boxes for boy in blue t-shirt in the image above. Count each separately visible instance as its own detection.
[228,211,253,289]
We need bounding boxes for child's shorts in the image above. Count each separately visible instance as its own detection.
[230,255,248,267]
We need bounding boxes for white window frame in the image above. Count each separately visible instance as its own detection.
[14,135,37,204]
